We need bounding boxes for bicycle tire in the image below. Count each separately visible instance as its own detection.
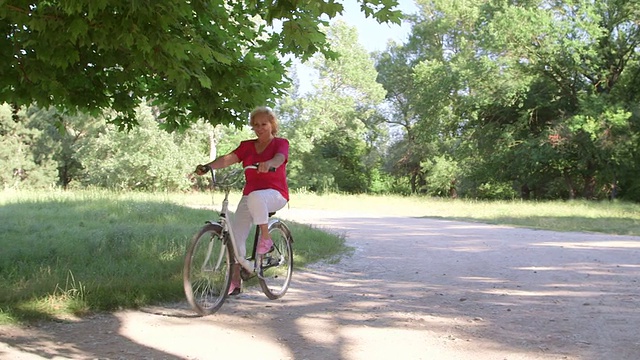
[258,220,293,299]
[183,223,231,315]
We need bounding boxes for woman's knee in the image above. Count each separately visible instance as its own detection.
[246,192,265,209]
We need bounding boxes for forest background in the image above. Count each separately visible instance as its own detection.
[2,0,640,202]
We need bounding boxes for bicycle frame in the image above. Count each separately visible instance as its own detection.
[208,165,266,275]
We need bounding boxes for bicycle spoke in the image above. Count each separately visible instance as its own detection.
[184,224,231,315]
[258,221,293,299]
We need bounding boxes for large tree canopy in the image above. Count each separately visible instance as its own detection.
[0,0,401,131]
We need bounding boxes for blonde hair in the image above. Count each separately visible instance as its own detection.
[249,106,278,135]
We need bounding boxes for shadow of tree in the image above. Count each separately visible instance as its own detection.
[0,312,184,359]
[2,209,640,359]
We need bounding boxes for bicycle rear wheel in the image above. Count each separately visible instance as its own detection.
[183,223,231,315]
[258,220,293,299]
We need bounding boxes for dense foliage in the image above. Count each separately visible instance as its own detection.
[0,0,400,130]
[375,0,640,200]
[2,1,639,201]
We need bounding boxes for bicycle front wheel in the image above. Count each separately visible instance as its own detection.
[183,223,231,315]
[259,220,293,299]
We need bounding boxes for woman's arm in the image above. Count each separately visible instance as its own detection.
[208,152,240,170]
[258,138,288,173]
[195,152,240,175]
[259,153,285,173]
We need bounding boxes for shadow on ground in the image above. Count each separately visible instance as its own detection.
[2,211,640,360]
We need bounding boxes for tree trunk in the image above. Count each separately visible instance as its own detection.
[521,183,531,200]
[609,174,618,200]
[582,174,596,199]
[209,130,217,161]
[410,171,417,193]
[563,169,576,199]
[449,179,458,199]
[581,160,597,199]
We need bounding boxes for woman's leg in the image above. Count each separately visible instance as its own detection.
[228,196,252,295]
[229,263,242,295]
[231,190,286,259]
[246,189,287,254]
[229,190,287,292]
[231,196,252,260]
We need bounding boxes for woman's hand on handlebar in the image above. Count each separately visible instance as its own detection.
[195,164,210,175]
[257,162,273,173]
[253,162,276,173]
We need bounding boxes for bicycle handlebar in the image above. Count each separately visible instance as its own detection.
[244,164,276,172]
[195,163,275,175]
[195,163,276,190]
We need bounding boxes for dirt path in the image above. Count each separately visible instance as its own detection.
[1,208,640,360]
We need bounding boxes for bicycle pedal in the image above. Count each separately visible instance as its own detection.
[261,256,275,267]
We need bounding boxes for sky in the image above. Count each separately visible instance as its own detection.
[294,0,419,93]
[336,0,418,52]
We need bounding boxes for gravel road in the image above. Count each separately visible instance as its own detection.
[1,208,639,360]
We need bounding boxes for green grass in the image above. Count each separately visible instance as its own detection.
[1,189,639,324]
[0,189,346,324]
[285,191,640,236]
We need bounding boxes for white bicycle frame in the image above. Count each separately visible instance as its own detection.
[210,165,274,275]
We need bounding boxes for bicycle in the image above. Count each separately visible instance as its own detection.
[183,164,294,315]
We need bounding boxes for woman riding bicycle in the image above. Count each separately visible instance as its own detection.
[195,106,289,295]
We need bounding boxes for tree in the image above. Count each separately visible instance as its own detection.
[0,104,58,189]
[26,107,104,188]
[471,0,640,199]
[375,0,463,194]
[74,104,208,191]
[378,0,640,200]
[280,20,387,193]
[0,0,401,131]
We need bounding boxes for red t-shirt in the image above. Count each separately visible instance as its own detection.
[233,137,289,201]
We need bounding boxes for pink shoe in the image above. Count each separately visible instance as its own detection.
[257,237,274,255]
[228,264,241,296]
[228,279,241,296]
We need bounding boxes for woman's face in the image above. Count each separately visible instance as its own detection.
[252,113,273,137]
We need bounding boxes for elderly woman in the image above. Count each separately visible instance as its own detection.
[195,106,289,295]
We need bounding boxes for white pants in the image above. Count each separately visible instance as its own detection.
[231,189,287,259]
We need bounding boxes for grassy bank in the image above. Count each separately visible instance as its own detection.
[1,189,639,324]
[0,190,347,324]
